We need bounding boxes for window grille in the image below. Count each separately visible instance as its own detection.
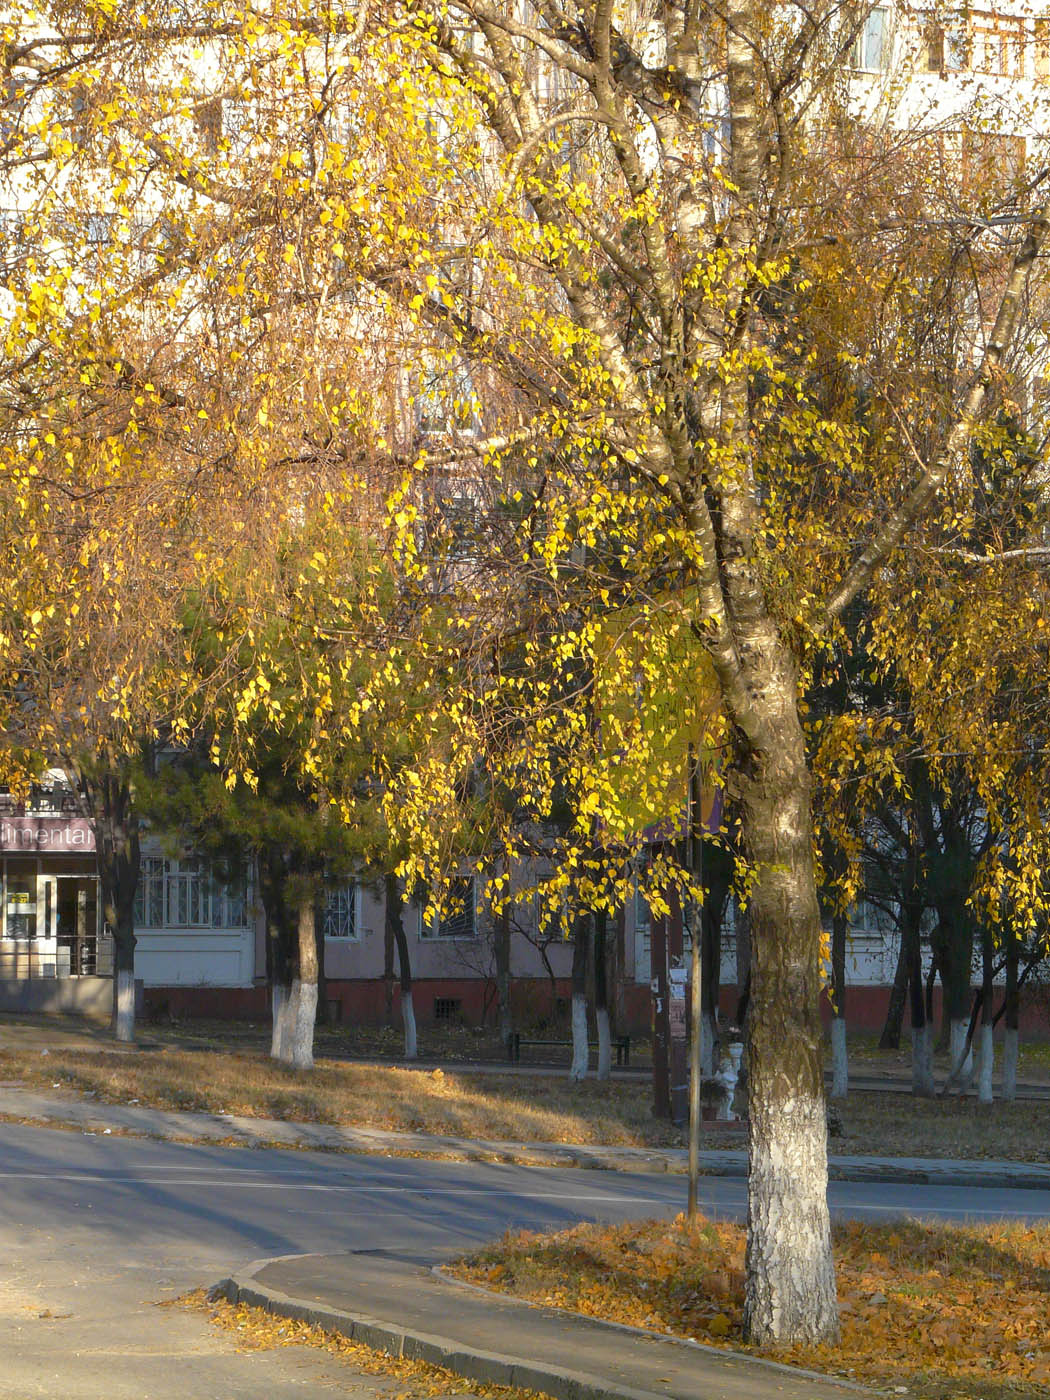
[419,876,477,939]
[323,882,358,940]
[134,858,252,930]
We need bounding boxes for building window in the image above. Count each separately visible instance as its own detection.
[1036,19,1050,81]
[419,876,477,939]
[922,12,967,71]
[634,876,651,955]
[323,882,358,940]
[434,996,461,1021]
[969,12,1024,76]
[134,858,252,930]
[852,7,890,71]
[962,131,1026,196]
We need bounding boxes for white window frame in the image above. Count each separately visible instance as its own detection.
[134,857,252,931]
[852,6,891,71]
[323,881,359,940]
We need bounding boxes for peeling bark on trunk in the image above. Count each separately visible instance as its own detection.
[386,874,416,1060]
[569,912,590,1082]
[735,680,838,1344]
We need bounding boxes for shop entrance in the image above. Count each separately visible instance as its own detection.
[56,877,100,976]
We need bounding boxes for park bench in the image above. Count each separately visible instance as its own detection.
[507,1031,631,1067]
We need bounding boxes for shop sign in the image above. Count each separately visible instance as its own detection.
[0,816,95,853]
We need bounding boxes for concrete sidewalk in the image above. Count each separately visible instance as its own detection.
[1,1082,1049,1188]
[214,1251,872,1400]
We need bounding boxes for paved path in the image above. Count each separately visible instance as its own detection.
[218,1252,868,1400]
[1,1083,1048,1188]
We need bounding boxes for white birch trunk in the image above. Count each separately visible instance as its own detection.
[271,982,291,1061]
[114,968,135,1044]
[595,1005,611,1080]
[402,987,417,1060]
[569,992,589,1081]
[829,1017,848,1100]
[949,1017,974,1092]
[1002,1027,1018,1101]
[746,1086,837,1343]
[702,1010,718,1078]
[976,1023,994,1104]
[288,978,317,1071]
[911,1023,935,1097]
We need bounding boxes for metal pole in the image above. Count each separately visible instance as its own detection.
[687,750,702,1219]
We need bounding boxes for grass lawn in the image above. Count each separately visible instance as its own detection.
[0,1013,1048,1160]
[449,1215,1050,1399]
[0,1042,687,1146]
[0,1033,1048,1160]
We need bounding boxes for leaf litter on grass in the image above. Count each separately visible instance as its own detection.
[449,1215,1050,1399]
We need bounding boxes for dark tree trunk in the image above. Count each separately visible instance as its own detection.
[383,892,396,1026]
[879,922,912,1051]
[829,910,848,1100]
[259,846,296,1061]
[314,894,330,1028]
[386,873,416,1058]
[1003,927,1019,1100]
[977,922,995,1103]
[495,889,512,1049]
[85,770,140,1044]
[908,928,934,1095]
[594,909,611,1079]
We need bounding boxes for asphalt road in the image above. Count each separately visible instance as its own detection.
[2,1121,1049,1398]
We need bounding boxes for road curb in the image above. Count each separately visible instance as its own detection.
[211,1268,672,1400]
[1,1089,1048,1190]
[211,1258,872,1400]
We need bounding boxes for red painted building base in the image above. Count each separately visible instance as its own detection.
[142,977,1050,1041]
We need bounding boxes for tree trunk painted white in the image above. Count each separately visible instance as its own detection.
[746,1084,836,1342]
[911,1023,935,1097]
[949,1018,974,1092]
[1002,1027,1018,1101]
[113,967,136,1044]
[569,993,589,1081]
[829,1017,848,1100]
[402,987,417,1060]
[702,1010,718,1079]
[595,1005,611,1080]
[288,978,317,1070]
[976,1023,994,1104]
[271,981,291,1061]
